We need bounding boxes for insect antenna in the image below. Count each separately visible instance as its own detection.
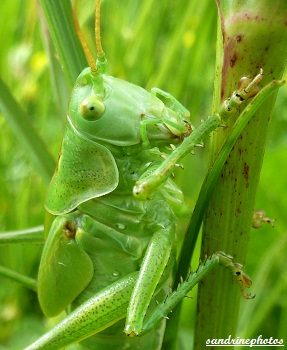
[95,0,107,73]
[72,0,102,75]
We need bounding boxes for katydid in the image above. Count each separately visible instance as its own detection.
[0,1,285,349]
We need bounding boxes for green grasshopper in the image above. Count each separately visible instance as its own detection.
[0,1,284,349]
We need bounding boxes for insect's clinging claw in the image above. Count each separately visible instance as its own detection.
[195,143,204,148]
[252,209,275,229]
[217,251,255,299]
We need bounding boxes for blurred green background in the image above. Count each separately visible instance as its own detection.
[0,0,286,349]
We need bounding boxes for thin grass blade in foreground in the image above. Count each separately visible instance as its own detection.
[0,78,55,184]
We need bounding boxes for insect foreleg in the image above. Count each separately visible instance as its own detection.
[151,87,190,120]
[218,69,264,120]
[140,118,188,149]
[134,114,221,200]
[134,72,283,201]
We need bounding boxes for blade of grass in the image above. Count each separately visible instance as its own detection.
[0,265,37,292]
[0,226,44,245]
[39,0,87,87]
[0,78,55,184]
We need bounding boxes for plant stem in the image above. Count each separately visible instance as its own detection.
[162,76,283,350]
[194,1,287,348]
[0,265,37,291]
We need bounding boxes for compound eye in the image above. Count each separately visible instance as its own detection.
[79,97,105,121]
